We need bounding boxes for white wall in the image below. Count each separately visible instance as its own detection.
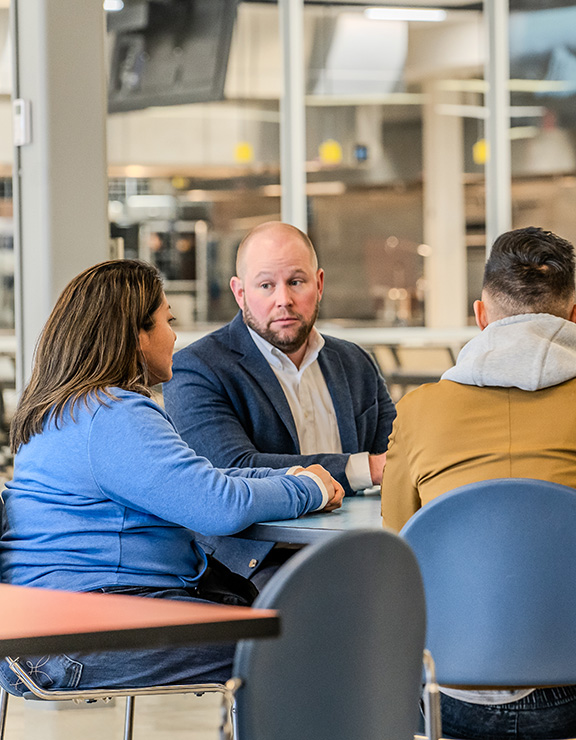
[0,98,12,165]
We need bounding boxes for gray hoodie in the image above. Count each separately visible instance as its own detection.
[442,313,576,391]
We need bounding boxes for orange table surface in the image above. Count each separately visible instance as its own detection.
[0,583,279,656]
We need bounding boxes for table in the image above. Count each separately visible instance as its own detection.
[0,583,279,658]
[240,494,383,545]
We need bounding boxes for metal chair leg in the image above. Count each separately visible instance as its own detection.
[123,695,135,740]
[422,650,442,740]
[220,679,241,740]
[0,688,8,740]
[6,656,231,740]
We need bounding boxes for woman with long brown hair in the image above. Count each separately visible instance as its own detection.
[0,259,342,692]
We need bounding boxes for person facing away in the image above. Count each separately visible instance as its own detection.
[0,259,343,695]
[164,220,395,584]
[382,225,576,740]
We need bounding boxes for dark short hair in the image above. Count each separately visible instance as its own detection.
[11,259,164,451]
[483,227,576,316]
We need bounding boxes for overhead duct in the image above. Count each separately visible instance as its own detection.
[308,12,408,97]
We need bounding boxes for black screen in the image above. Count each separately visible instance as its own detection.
[108,0,239,113]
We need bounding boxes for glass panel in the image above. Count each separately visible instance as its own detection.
[508,3,576,248]
[104,2,474,329]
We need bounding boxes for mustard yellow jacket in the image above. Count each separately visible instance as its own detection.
[381,377,576,532]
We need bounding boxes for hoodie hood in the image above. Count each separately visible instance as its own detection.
[442,313,576,391]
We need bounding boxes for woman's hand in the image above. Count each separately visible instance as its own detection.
[301,464,344,512]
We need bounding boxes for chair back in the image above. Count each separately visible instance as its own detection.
[400,478,576,688]
[232,529,426,740]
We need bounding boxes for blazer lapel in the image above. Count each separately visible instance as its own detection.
[318,345,359,453]
[229,313,300,449]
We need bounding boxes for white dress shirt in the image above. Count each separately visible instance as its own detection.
[248,326,372,490]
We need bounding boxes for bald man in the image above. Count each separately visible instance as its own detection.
[164,222,395,583]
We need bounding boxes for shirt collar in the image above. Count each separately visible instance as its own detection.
[247,324,325,373]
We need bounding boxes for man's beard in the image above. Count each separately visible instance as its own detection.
[243,299,319,355]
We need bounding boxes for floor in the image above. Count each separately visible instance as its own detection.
[2,692,223,740]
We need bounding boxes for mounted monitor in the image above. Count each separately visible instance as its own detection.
[509,5,576,127]
[108,0,239,113]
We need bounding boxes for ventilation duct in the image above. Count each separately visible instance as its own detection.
[309,12,408,97]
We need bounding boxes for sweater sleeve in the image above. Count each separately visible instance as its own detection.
[87,394,324,536]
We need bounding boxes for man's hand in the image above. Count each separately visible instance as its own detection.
[302,464,344,512]
[368,452,387,486]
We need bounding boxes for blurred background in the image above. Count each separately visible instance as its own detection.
[2,0,576,334]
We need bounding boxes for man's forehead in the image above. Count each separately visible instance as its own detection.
[241,232,316,275]
[252,264,311,279]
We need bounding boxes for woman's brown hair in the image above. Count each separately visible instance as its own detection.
[10,259,164,452]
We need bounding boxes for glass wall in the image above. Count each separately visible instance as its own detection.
[3,1,576,333]
[105,2,478,328]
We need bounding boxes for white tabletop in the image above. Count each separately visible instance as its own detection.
[240,494,383,545]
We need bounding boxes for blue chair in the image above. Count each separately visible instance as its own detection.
[229,528,427,740]
[1,529,427,740]
[400,478,576,738]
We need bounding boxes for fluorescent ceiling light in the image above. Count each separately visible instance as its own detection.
[364,7,447,22]
[103,0,124,11]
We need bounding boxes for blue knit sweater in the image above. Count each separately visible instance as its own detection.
[0,389,323,591]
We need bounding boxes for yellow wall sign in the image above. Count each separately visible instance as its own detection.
[319,138,343,165]
[234,141,254,164]
[473,138,489,165]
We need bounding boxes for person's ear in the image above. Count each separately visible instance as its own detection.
[569,304,576,324]
[230,276,244,310]
[473,300,489,330]
[138,327,150,352]
[316,268,325,301]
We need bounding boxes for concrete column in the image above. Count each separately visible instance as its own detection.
[11,0,109,391]
[484,0,511,252]
[422,79,467,328]
[279,0,307,232]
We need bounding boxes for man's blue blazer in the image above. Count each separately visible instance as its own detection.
[164,312,396,578]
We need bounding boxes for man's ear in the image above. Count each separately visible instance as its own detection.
[229,276,244,310]
[569,304,576,324]
[316,268,325,301]
[473,300,489,330]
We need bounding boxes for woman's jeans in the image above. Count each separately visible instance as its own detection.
[440,686,576,740]
[0,586,235,697]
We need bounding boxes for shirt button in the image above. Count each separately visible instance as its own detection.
[249,559,258,569]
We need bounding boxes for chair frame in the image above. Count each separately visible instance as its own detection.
[0,656,235,740]
[229,528,426,740]
[422,650,441,740]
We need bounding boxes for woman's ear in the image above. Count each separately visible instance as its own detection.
[138,328,150,351]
